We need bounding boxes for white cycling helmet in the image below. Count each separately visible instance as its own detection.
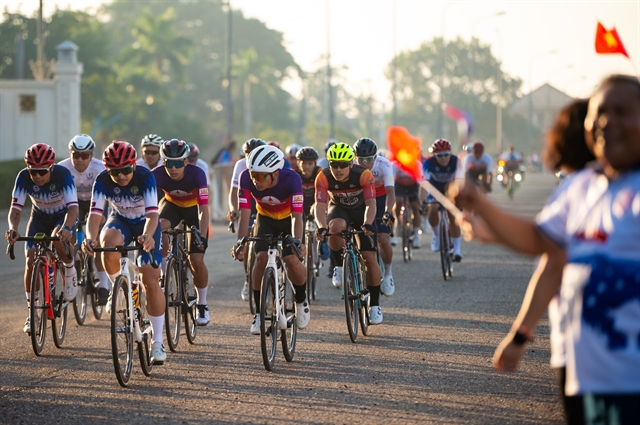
[141,133,164,148]
[68,134,95,152]
[285,143,302,158]
[248,145,285,173]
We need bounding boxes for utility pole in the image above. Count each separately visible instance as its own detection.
[392,0,397,125]
[35,0,44,80]
[326,1,335,139]
[224,1,233,142]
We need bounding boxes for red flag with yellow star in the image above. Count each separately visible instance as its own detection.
[595,22,629,58]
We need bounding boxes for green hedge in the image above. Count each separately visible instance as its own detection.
[0,160,27,210]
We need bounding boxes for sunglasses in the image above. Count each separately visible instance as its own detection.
[28,167,51,177]
[250,171,272,182]
[142,150,160,156]
[435,152,451,158]
[164,160,186,169]
[72,152,92,160]
[329,161,350,169]
[356,156,375,164]
[108,165,134,177]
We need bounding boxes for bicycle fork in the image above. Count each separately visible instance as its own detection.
[267,248,288,331]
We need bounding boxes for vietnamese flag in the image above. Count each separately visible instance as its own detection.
[595,22,629,58]
[386,126,423,181]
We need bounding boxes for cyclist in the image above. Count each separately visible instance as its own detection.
[266,141,291,169]
[153,139,211,326]
[136,134,163,170]
[187,143,211,187]
[422,138,465,261]
[58,134,111,305]
[82,141,167,364]
[392,157,423,248]
[353,137,396,297]
[232,145,310,334]
[314,143,384,324]
[5,143,79,333]
[285,143,302,170]
[228,138,265,301]
[317,138,337,170]
[464,141,493,194]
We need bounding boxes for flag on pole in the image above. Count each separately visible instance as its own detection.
[386,126,423,181]
[595,22,629,58]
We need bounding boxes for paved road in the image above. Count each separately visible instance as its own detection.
[0,173,563,424]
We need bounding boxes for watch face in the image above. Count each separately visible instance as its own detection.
[512,331,529,346]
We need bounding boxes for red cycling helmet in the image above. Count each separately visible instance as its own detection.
[473,141,485,152]
[431,138,452,153]
[267,141,281,150]
[25,143,56,167]
[103,141,137,168]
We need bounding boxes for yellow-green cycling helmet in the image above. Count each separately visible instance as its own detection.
[326,142,354,162]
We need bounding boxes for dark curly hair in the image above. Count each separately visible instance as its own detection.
[543,99,595,172]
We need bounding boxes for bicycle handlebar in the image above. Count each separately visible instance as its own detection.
[228,221,235,233]
[163,223,204,249]
[234,234,302,261]
[6,233,71,261]
[93,245,159,269]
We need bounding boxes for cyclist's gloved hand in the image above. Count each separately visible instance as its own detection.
[82,238,97,256]
[362,223,376,236]
[232,241,246,261]
[382,212,394,225]
[316,227,329,241]
[5,229,19,244]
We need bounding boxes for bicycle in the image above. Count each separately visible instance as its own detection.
[73,220,103,325]
[327,228,371,343]
[303,215,321,303]
[429,202,453,280]
[6,233,72,356]
[234,234,301,371]
[229,213,259,315]
[162,222,201,352]
[93,244,158,387]
[398,195,413,263]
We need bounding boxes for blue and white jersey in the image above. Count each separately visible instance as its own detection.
[90,166,158,225]
[11,165,78,219]
[537,167,640,396]
[422,155,463,193]
[58,158,105,202]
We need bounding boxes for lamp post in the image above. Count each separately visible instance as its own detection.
[495,29,503,155]
[527,49,557,151]
[438,2,454,137]
[392,0,398,125]
[223,1,233,142]
[326,0,335,139]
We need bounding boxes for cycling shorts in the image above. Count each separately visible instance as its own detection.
[394,182,419,203]
[25,213,69,252]
[375,195,390,234]
[102,215,162,266]
[253,214,296,258]
[327,204,376,252]
[159,199,208,254]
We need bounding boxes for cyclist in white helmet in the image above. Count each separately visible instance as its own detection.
[136,134,164,170]
[285,143,302,170]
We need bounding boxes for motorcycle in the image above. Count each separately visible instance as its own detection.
[496,160,525,199]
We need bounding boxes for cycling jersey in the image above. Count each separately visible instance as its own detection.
[90,166,158,225]
[11,165,78,219]
[370,156,395,197]
[231,157,248,189]
[422,155,463,193]
[238,168,303,220]
[153,164,209,208]
[135,157,161,170]
[499,152,523,162]
[315,165,375,209]
[192,158,211,186]
[296,166,321,216]
[464,153,493,174]
[58,158,105,202]
[393,160,423,186]
[537,167,640,396]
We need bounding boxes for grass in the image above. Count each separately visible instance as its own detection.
[0,160,27,210]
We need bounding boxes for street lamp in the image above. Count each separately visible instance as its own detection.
[527,49,557,151]
[495,29,503,155]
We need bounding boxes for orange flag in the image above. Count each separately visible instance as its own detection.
[386,126,423,181]
[595,22,629,58]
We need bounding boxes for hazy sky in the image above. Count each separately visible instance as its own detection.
[5,1,639,105]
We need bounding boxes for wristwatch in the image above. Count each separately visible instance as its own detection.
[62,225,72,232]
[511,327,533,346]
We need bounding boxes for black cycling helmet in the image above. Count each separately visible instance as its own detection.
[161,139,190,160]
[353,137,378,156]
[324,138,337,153]
[296,147,319,161]
[243,138,266,155]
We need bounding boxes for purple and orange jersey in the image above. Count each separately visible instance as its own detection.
[153,164,209,208]
[238,168,303,220]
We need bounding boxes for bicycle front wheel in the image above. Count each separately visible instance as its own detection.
[51,262,68,348]
[137,285,153,376]
[111,276,134,387]
[343,252,359,343]
[164,257,181,352]
[281,279,297,362]
[247,242,257,315]
[402,209,410,263]
[358,260,370,337]
[260,266,277,371]
[183,268,198,344]
[439,220,450,281]
[73,247,88,325]
[30,259,47,356]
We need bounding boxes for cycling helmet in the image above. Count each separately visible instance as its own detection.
[296,147,319,161]
[188,143,199,157]
[324,138,337,153]
[266,141,281,150]
[285,143,302,158]
[430,138,452,153]
[161,139,190,160]
[141,134,163,148]
[243,138,265,155]
[25,143,56,167]
[353,137,378,157]
[103,141,137,168]
[326,142,355,162]
[69,134,95,152]
[472,141,485,152]
[247,145,285,173]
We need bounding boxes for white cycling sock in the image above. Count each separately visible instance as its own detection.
[197,286,208,305]
[384,263,392,277]
[97,271,109,289]
[25,292,30,302]
[431,226,439,237]
[64,262,76,280]
[413,228,420,238]
[453,237,461,252]
[149,314,164,344]
[161,256,167,274]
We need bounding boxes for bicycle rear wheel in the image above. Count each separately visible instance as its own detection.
[281,279,297,362]
[89,257,104,320]
[111,276,133,387]
[73,247,88,325]
[402,208,410,263]
[358,260,370,336]
[439,220,450,281]
[137,285,153,376]
[343,252,359,343]
[305,234,315,305]
[183,267,198,344]
[51,263,68,348]
[164,257,181,352]
[260,266,277,371]
[29,259,47,356]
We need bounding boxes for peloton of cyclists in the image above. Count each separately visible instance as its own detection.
[82,141,167,364]
[136,134,164,170]
[353,137,396,296]
[463,141,493,194]
[153,139,211,326]
[6,144,79,334]
[422,138,465,261]
[314,142,384,324]
[231,144,311,334]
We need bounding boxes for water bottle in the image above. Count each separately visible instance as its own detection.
[76,228,84,245]
[48,264,55,288]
